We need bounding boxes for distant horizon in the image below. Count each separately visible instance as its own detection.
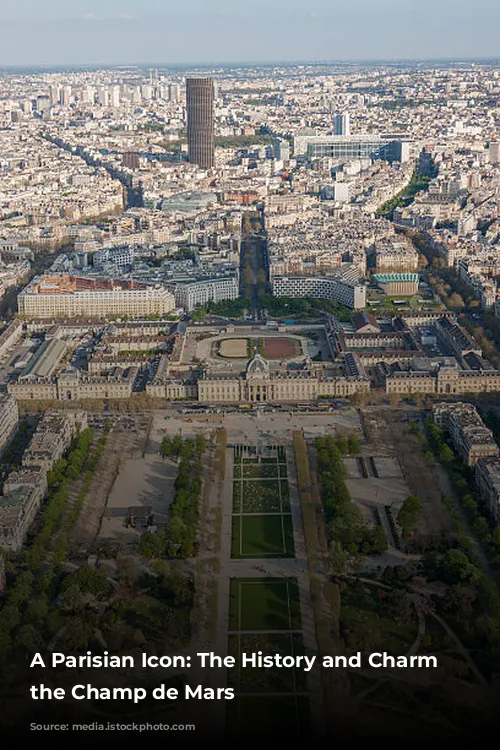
[2,56,500,73]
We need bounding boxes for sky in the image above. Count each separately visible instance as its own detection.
[0,0,498,67]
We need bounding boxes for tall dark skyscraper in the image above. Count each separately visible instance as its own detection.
[186,77,215,169]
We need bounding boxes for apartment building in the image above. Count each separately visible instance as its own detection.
[475,458,500,524]
[170,275,239,312]
[22,410,87,472]
[0,394,19,454]
[271,275,366,310]
[0,485,45,552]
[373,241,419,272]
[0,410,86,552]
[18,275,175,319]
[432,402,499,466]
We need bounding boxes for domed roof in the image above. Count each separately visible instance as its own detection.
[246,352,269,377]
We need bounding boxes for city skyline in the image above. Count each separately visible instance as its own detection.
[0,0,499,66]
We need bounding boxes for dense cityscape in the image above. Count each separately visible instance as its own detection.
[1,58,500,740]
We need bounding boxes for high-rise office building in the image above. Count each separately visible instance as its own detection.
[60,86,72,107]
[333,112,350,136]
[186,77,215,169]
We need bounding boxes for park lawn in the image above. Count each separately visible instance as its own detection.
[226,695,311,741]
[231,514,295,558]
[228,578,301,631]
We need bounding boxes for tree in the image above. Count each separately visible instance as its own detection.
[195,435,206,455]
[62,566,110,597]
[25,596,50,624]
[160,436,172,457]
[438,444,454,463]
[60,618,93,651]
[16,624,43,653]
[0,629,13,663]
[165,516,189,548]
[347,434,361,454]
[61,584,84,612]
[153,560,170,579]
[191,307,206,322]
[139,530,166,559]
[132,628,146,646]
[443,549,481,585]
[335,433,348,454]
[329,540,348,575]
[449,292,465,311]
[444,585,477,620]
[163,572,193,606]
[397,495,422,538]
[0,605,20,634]
[9,570,34,606]
[116,556,137,589]
[171,435,183,457]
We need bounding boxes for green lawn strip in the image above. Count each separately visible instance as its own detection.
[228,578,301,631]
[226,696,311,741]
[234,515,294,557]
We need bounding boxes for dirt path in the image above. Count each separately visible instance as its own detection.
[69,421,144,548]
[373,410,456,540]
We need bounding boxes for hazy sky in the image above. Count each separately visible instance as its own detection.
[0,0,497,66]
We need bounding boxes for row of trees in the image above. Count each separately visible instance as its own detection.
[259,294,351,322]
[206,298,251,317]
[423,419,500,572]
[333,432,361,455]
[160,433,205,460]
[0,425,111,662]
[315,436,387,571]
[141,436,206,558]
[396,495,422,538]
[27,428,95,570]
[412,232,500,368]
[375,168,435,219]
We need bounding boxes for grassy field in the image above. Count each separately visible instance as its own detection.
[226,577,308,739]
[231,514,295,557]
[228,632,308,692]
[226,695,311,741]
[228,577,301,631]
[231,449,293,555]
